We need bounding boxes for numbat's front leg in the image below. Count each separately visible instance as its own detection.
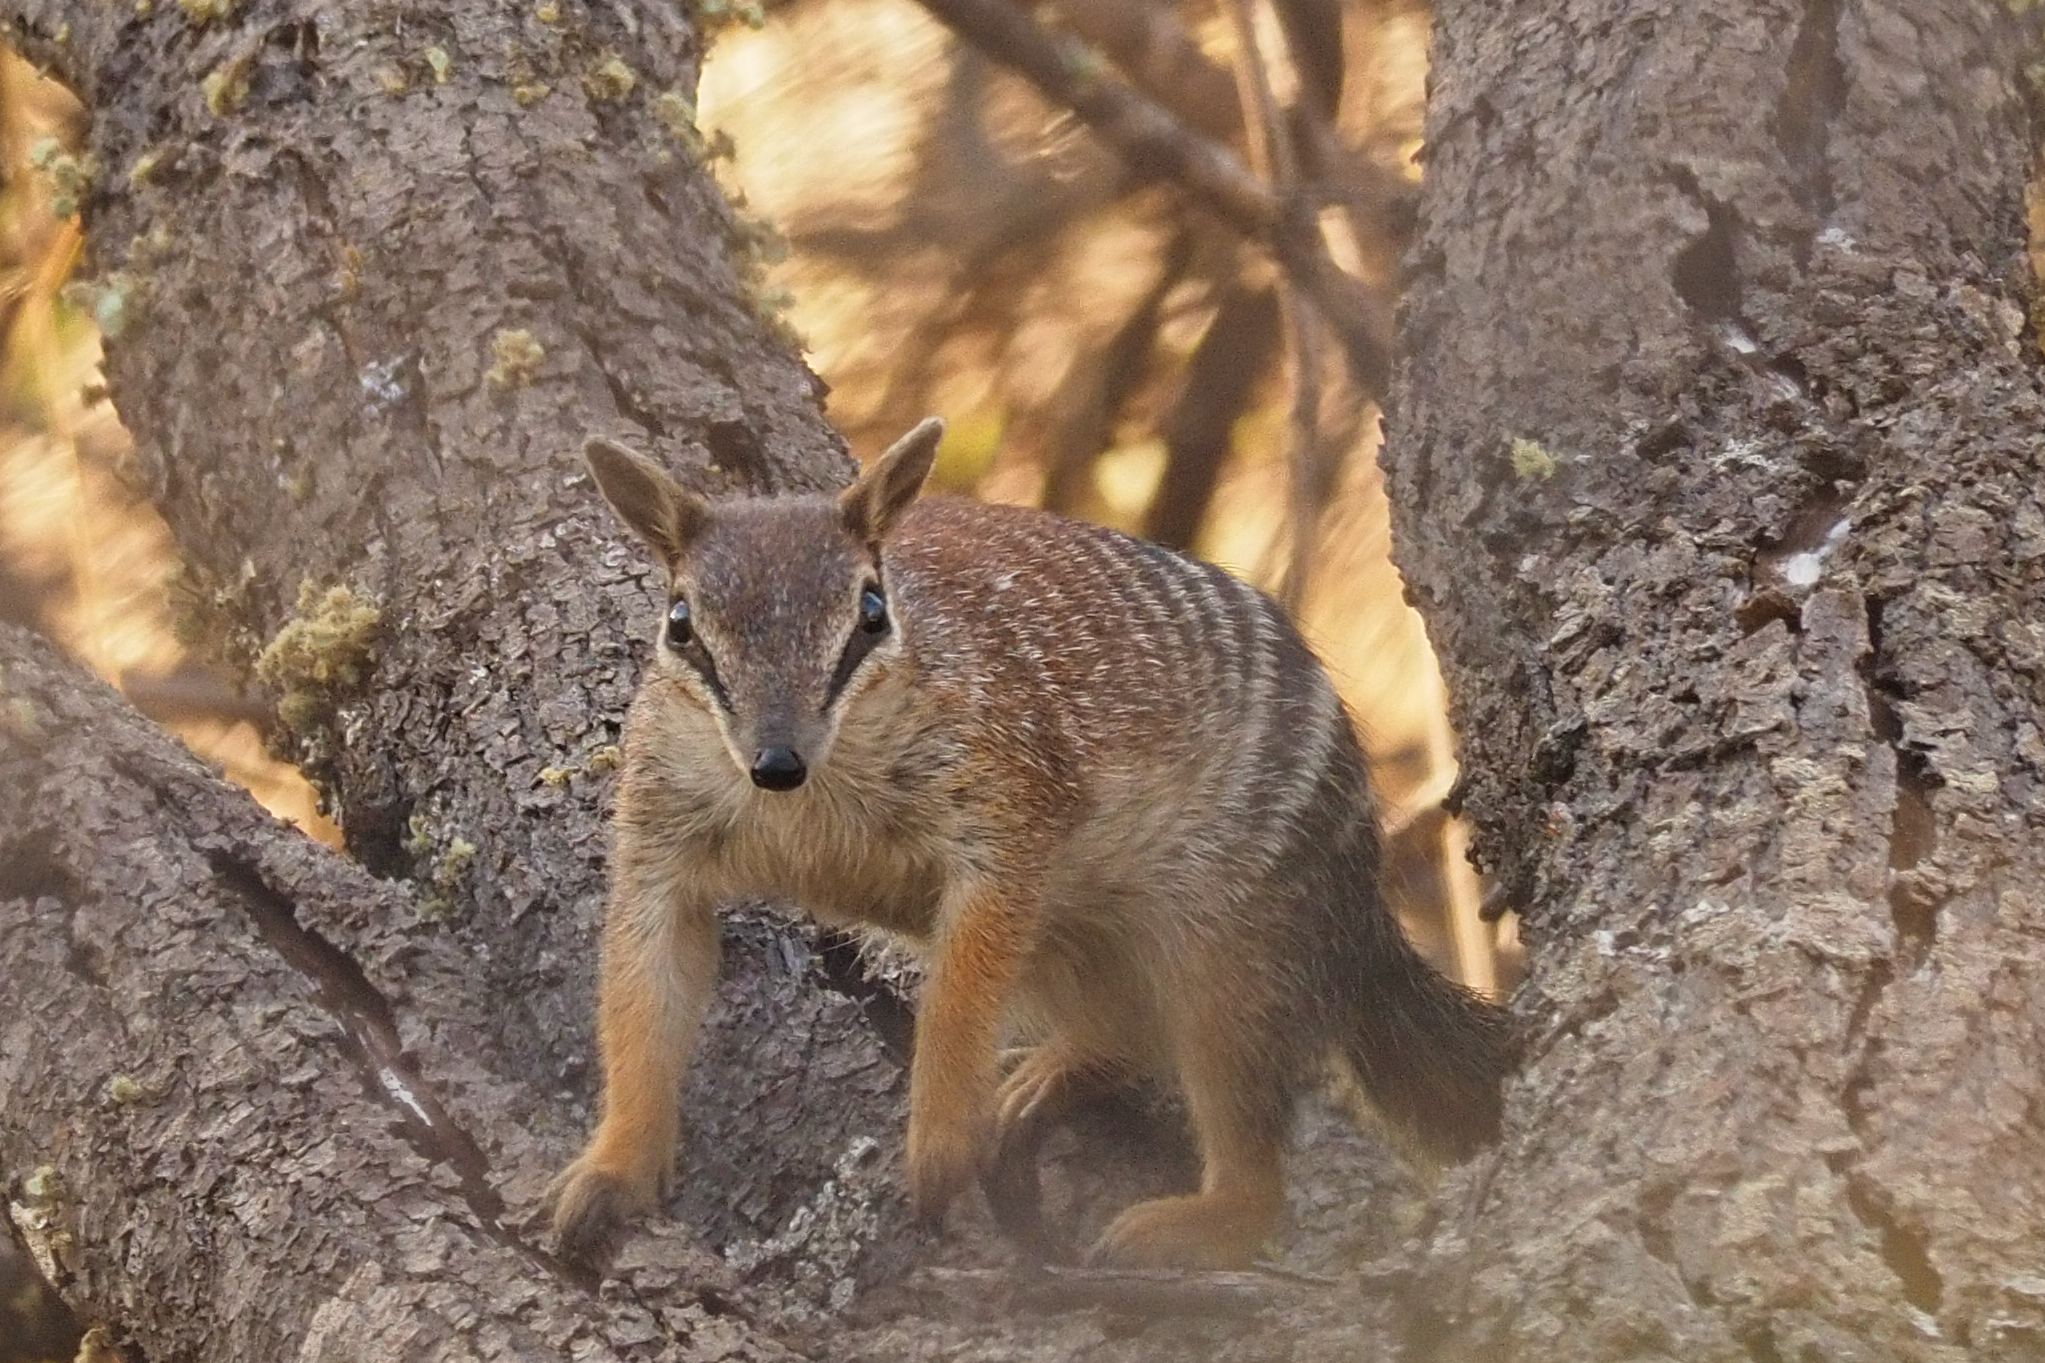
[548,873,721,1261]
[905,879,1036,1225]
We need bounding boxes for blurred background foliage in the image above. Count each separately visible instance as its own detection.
[0,0,1523,995]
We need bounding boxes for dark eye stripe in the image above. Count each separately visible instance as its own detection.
[826,631,883,706]
[826,580,888,707]
[690,649,732,711]
[665,597,730,709]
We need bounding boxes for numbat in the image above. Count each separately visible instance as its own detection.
[547,418,1516,1268]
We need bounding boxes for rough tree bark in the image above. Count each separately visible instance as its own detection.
[17,0,2042,1356]
[1386,1,2045,1358]
[1,622,803,1361]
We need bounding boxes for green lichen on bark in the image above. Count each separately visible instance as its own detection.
[728,209,797,349]
[582,54,637,102]
[28,136,95,220]
[685,0,767,34]
[201,53,253,116]
[254,582,381,733]
[403,810,478,917]
[485,328,546,387]
[60,273,138,340]
[1509,436,1558,481]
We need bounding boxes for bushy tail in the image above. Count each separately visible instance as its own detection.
[1338,939,1519,1163]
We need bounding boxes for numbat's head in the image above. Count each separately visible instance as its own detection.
[584,417,942,792]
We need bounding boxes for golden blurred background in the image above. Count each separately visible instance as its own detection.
[0,0,1519,993]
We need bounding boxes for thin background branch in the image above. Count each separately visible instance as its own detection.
[908,0,1395,398]
[1223,0,1338,611]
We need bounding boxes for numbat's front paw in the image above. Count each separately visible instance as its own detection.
[545,1157,659,1264]
[905,1111,988,1228]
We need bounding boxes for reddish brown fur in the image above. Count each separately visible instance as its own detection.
[548,419,1516,1267]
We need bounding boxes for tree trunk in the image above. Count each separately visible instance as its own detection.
[1387,1,2045,1357]
[0,622,811,1360]
[0,0,919,1277]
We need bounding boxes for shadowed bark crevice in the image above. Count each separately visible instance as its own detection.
[202,845,514,1247]
[1776,0,1844,223]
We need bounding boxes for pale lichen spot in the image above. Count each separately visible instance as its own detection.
[689,0,768,30]
[360,356,405,406]
[1782,517,1852,588]
[61,274,137,340]
[377,1067,433,1125]
[202,52,255,116]
[584,54,638,102]
[105,1074,152,1104]
[30,137,97,220]
[1509,437,1557,481]
[1719,322,1759,355]
[2,694,42,738]
[127,147,164,188]
[486,328,546,388]
[654,88,696,140]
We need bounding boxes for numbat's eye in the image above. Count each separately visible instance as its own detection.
[667,598,693,648]
[858,585,888,634]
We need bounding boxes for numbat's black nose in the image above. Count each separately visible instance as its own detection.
[750,747,807,791]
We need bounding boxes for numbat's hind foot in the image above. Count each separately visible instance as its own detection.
[1092,1186,1284,1269]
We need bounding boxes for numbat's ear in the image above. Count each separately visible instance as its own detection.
[841,417,942,546]
[584,437,709,568]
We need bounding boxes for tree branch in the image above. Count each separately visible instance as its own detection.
[1223,0,1339,611]
[0,624,804,1359]
[911,0,1393,395]
[1046,0,1239,141]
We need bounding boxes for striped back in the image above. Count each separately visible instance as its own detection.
[884,498,1365,882]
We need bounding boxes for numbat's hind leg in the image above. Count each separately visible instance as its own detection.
[1092,1004,1290,1268]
